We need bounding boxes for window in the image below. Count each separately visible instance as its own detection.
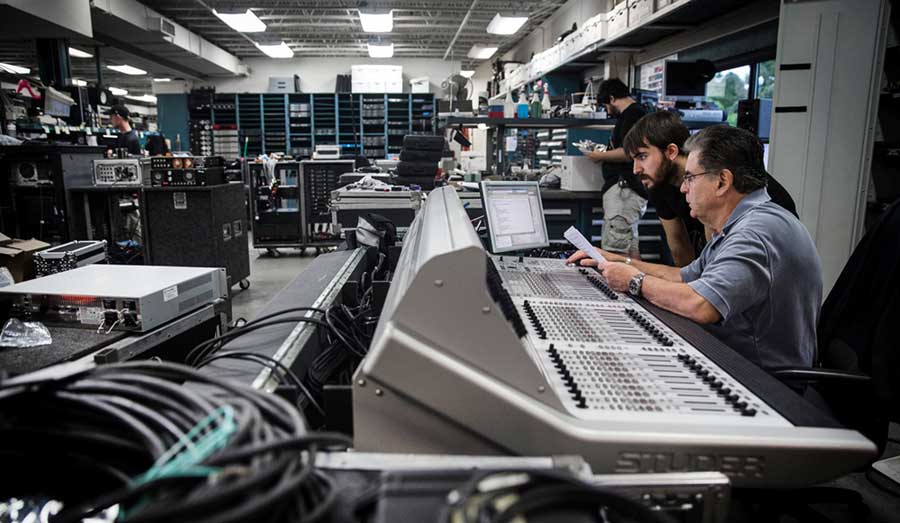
[706,65,750,126]
[756,59,776,99]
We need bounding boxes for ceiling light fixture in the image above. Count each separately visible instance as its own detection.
[367,42,394,58]
[68,47,93,58]
[126,94,157,103]
[255,41,294,58]
[460,70,476,78]
[486,13,528,35]
[109,87,128,96]
[212,9,266,33]
[153,78,172,82]
[107,64,148,75]
[359,9,393,33]
[0,63,30,74]
[467,44,498,60]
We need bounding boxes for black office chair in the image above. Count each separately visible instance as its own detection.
[763,199,900,520]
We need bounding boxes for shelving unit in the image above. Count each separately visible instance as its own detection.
[360,94,386,159]
[237,94,262,157]
[188,89,213,156]
[337,93,360,156]
[263,94,288,154]
[440,117,615,174]
[410,95,434,134]
[288,93,313,158]
[312,94,337,147]
[386,96,410,157]
[188,92,435,160]
[493,0,757,100]
[211,94,238,158]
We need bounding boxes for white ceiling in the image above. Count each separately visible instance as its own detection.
[0,1,571,96]
[138,1,569,63]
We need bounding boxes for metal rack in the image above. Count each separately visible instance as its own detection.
[249,159,352,256]
[188,92,435,160]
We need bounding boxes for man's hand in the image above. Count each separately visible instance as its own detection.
[566,250,589,265]
[599,261,641,292]
[566,248,625,266]
[586,149,606,162]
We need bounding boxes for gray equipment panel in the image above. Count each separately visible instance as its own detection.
[0,265,226,332]
[352,186,876,487]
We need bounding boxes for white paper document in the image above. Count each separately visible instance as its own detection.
[564,226,607,265]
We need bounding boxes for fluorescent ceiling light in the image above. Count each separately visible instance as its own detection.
[107,64,147,75]
[486,13,528,35]
[460,70,475,78]
[367,42,394,58]
[126,94,157,103]
[467,45,498,60]
[71,79,87,86]
[359,10,393,32]
[109,87,128,96]
[153,78,172,82]
[255,41,294,58]
[213,9,266,33]
[68,47,93,58]
[0,62,30,74]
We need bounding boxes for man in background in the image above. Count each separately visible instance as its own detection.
[584,79,647,258]
[107,105,141,156]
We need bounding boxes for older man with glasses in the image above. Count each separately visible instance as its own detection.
[567,125,822,370]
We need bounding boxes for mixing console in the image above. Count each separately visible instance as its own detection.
[490,257,781,423]
[354,187,876,488]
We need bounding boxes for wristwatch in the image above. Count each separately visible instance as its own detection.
[628,272,646,297]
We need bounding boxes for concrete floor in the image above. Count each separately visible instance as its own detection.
[229,246,319,322]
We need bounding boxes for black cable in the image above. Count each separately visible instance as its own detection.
[55,391,167,459]
[325,306,367,357]
[200,308,328,356]
[241,306,326,326]
[186,316,331,366]
[207,433,352,464]
[2,361,343,523]
[196,351,325,416]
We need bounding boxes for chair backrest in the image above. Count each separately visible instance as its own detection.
[816,199,900,446]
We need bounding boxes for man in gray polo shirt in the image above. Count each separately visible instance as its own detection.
[568,125,822,369]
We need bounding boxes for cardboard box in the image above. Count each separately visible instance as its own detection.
[0,232,50,283]
[608,2,628,36]
[410,76,430,93]
[583,13,607,44]
[561,156,605,191]
[352,64,403,93]
[628,0,653,26]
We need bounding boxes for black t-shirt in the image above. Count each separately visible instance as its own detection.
[648,182,708,256]
[648,172,799,257]
[602,102,647,197]
[117,129,142,155]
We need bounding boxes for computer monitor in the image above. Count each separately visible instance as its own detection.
[44,86,74,118]
[480,181,549,254]
[663,61,709,101]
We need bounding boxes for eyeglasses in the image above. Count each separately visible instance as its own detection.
[681,170,718,186]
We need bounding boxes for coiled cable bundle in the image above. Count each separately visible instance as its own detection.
[0,361,351,523]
